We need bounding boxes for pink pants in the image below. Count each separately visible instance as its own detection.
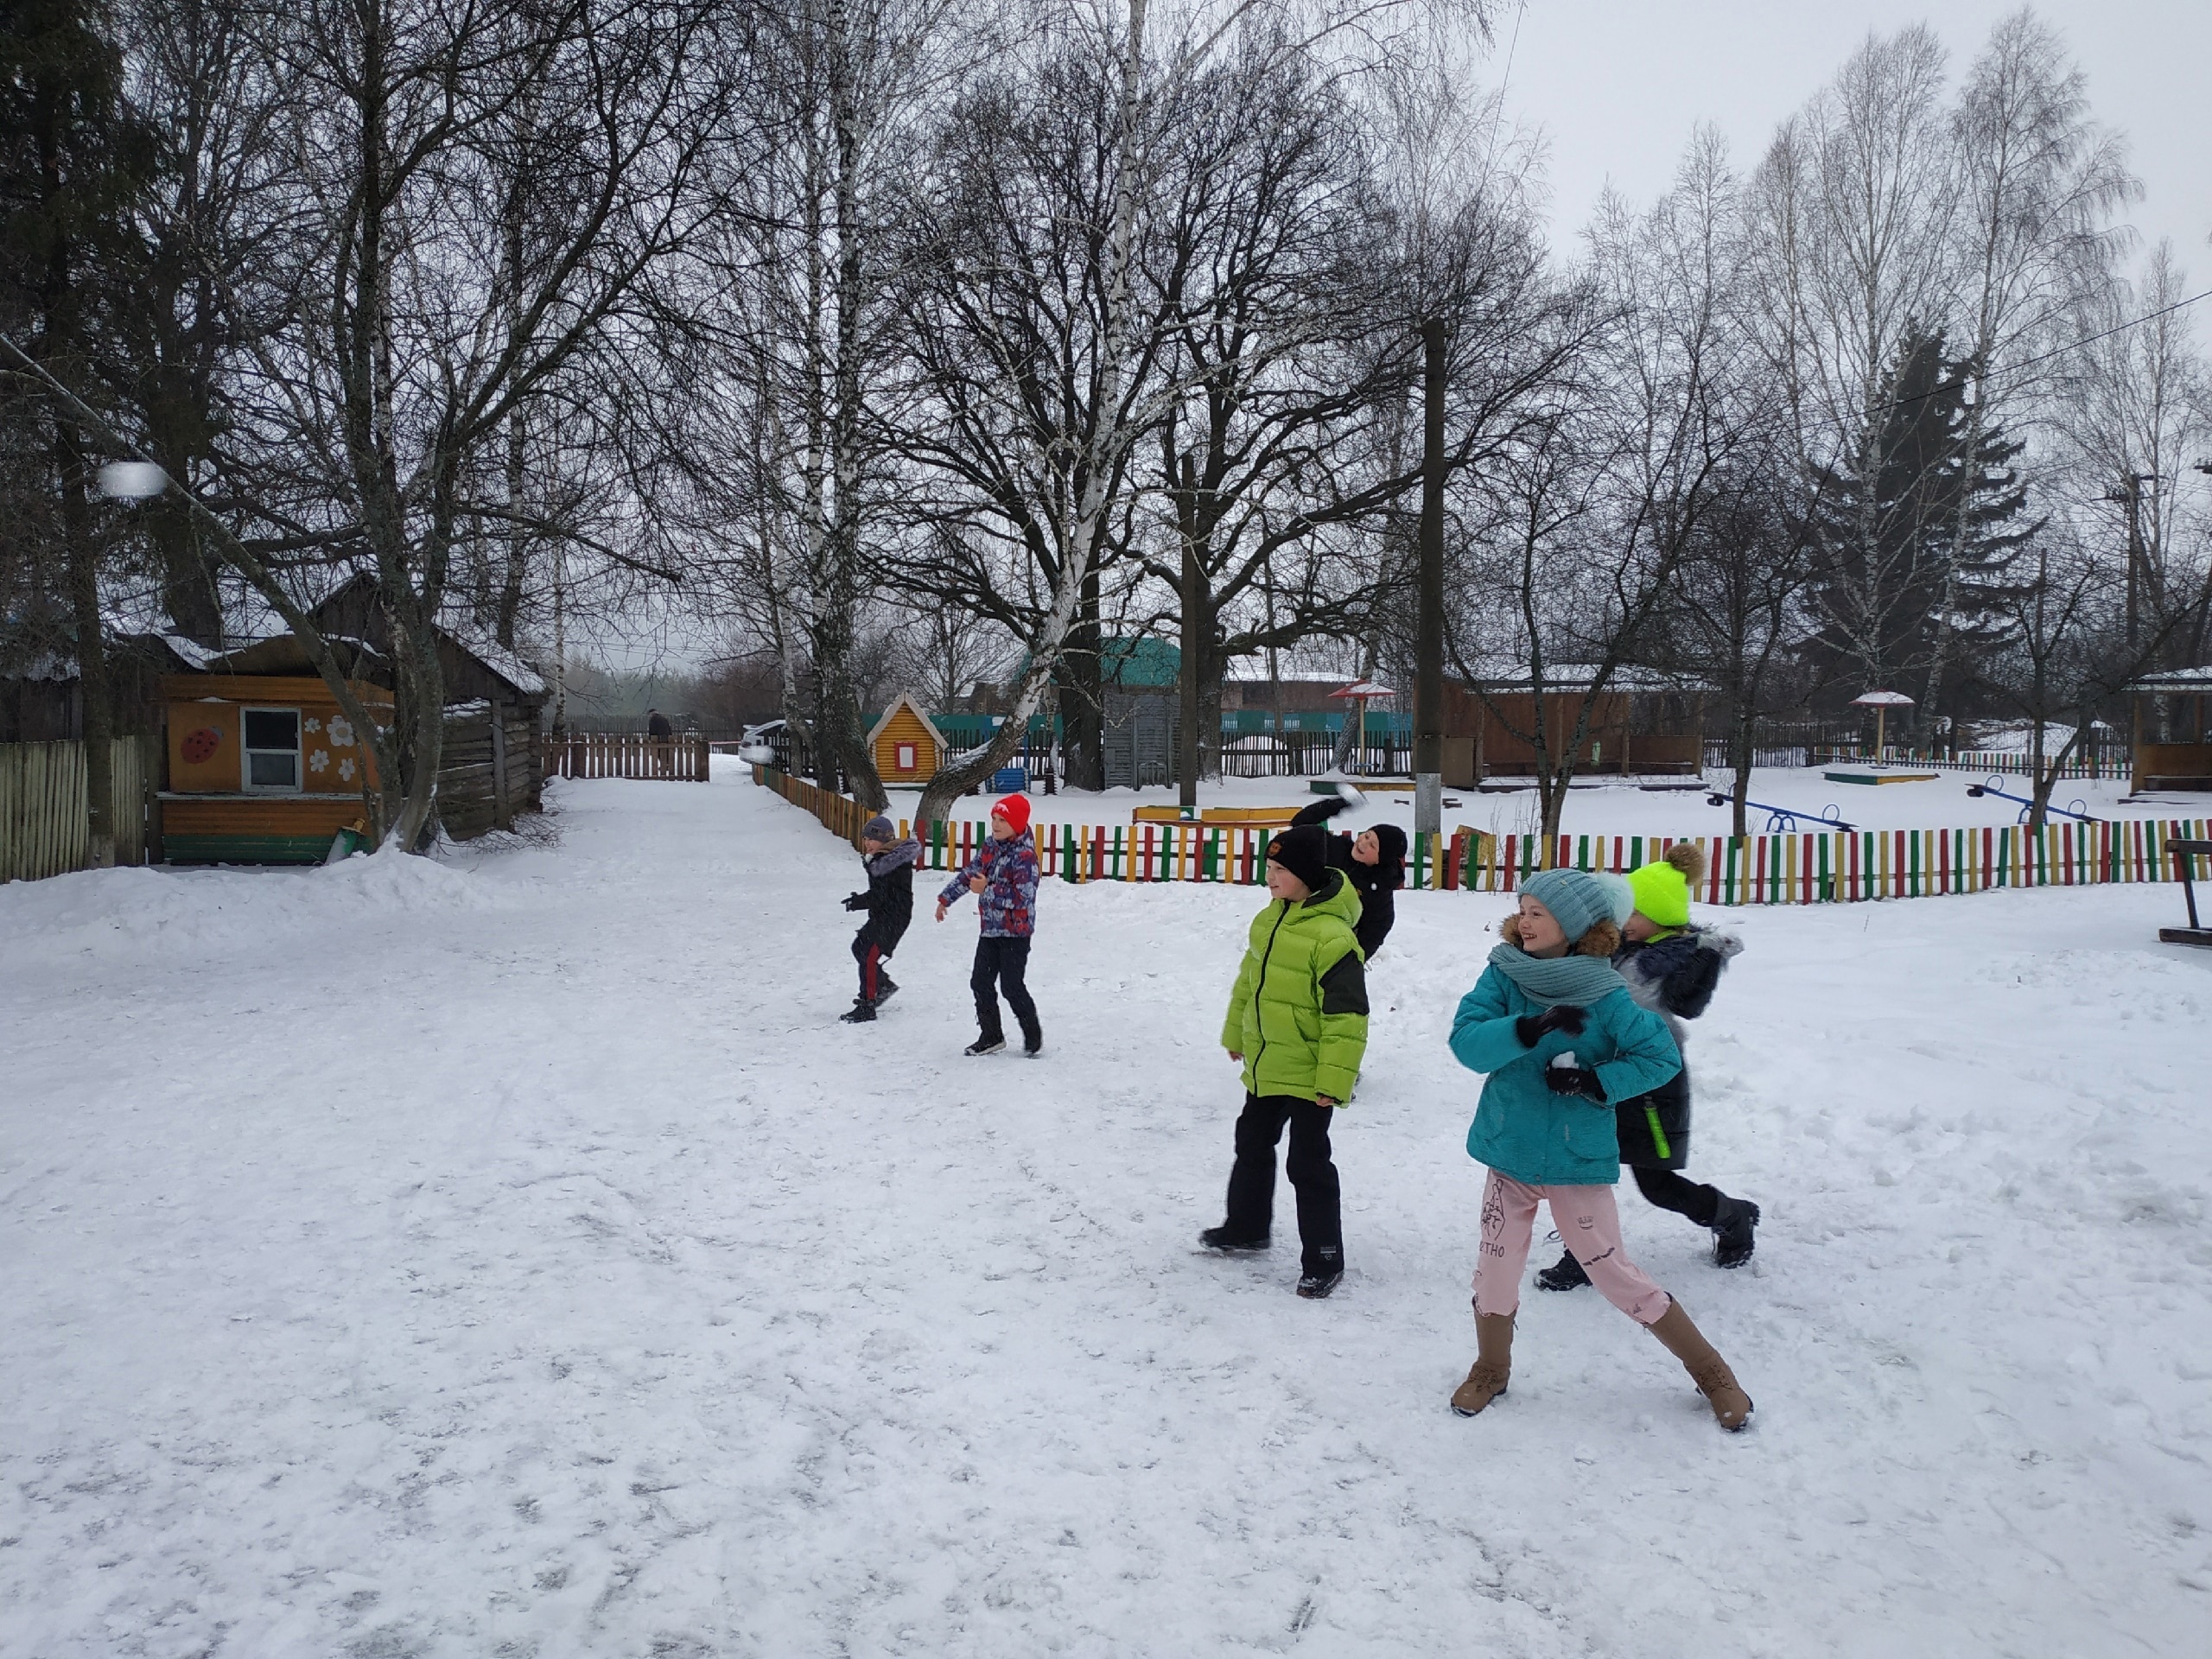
[1473,1170,1673,1325]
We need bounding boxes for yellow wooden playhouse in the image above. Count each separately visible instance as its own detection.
[868,694,946,785]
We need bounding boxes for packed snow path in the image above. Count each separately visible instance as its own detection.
[4,766,2209,1656]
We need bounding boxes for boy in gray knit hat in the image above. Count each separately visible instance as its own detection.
[840,813,921,1023]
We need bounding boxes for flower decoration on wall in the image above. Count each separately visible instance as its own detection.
[308,749,330,774]
[304,716,322,734]
[327,717,355,748]
[338,757,356,782]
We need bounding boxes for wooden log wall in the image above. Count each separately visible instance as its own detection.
[0,736,158,881]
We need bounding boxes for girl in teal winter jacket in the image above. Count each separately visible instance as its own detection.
[1445,868,1754,1433]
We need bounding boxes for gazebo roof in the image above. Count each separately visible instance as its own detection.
[2126,666,2212,694]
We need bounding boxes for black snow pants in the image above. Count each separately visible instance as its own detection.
[1223,1092,1343,1274]
[970,936,1040,1047]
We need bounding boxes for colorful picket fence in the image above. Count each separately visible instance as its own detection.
[1473,818,2212,904]
[754,765,2209,906]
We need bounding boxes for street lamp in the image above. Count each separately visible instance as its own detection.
[97,460,167,501]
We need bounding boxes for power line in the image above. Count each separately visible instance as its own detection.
[1802,285,2212,442]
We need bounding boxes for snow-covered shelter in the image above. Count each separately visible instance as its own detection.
[2126,666,2212,796]
[1440,666,1710,785]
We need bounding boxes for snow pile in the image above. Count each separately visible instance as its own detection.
[0,841,495,967]
[4,772,2210,1656]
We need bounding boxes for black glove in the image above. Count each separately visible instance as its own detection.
[1544,1065,1606,1103]
[841,892,869,912]
[1513,1004,1587,1047]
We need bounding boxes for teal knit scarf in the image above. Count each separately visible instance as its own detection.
[1487,944,1627,1008]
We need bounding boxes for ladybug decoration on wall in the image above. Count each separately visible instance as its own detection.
[181,727,222,765]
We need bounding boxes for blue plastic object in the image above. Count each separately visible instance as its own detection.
[1964,776,2099,824]
[1706,792,1856,834]
[990,766,1029,793]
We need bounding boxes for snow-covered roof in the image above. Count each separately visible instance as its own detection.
[864,693,944,749]
[1459,664,1714,695]
[2126,667,2212,694]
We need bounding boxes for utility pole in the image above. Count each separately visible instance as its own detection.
[2107,471,2157,654]
[1177,448,1203,811]
[1414,318,1446,836]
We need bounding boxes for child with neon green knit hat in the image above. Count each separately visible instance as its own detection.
[1536,842,1763,1289]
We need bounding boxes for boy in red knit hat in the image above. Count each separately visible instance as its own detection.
[936,794,1043,1055]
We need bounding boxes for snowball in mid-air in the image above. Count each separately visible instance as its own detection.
[98,461,168,499]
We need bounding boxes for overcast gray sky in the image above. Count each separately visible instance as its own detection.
[1495,0,2212,274]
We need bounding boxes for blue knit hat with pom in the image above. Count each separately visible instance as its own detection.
[1519,868,1611,943]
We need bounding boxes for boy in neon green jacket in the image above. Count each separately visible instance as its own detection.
[1201,825,1368,1299]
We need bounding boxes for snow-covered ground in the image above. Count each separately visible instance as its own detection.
[887,766,2187,841]
[4,761,2210,1656]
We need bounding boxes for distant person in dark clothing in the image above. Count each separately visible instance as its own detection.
[645,707,675,776]
[646,708,674,738]
[1290,791,1408,959]
[841,813,921,1023]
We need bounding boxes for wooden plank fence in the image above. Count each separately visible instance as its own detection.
[544,731,710,781]
[1,736,159,882]
[752,764,2211,906]
[1872,748,2132,782]
[756,763,873,844]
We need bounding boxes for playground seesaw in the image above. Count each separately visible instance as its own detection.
[1705,793,1857,834]
[1963,775,2101,825]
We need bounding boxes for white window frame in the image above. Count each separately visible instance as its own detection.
[240,706,303,793]
[896,741,917,772]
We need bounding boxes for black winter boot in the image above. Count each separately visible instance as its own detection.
[1711,1196,1761,1268]
[963,1034,1006,1056]
[1199,1226,1269,1252]
[839,999,877,1024]
[874,975,899,1007]
[1296,1249,1344,1299]
[1535,1249,1591,1291]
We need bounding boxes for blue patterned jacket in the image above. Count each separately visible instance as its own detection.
[939,831,1039,938]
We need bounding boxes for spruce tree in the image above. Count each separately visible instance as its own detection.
[1806,326,2036,723]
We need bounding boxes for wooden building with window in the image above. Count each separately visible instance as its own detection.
[1440,668,1709,785]
[160,645,395,863]
[866,694,946,785]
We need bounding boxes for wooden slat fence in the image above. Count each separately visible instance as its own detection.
[544,731,710,781]
[1,736,158,881]
[756,763,872,844]
[1872,748,2132,781]
[753,764,2211,906]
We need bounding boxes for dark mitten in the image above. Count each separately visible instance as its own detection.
[1544,1065,1607,1102]
[842,892,869,912]
[1513,1003,1588,1046]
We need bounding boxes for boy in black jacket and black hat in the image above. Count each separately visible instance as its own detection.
[841,814,921,1023]
[1289,791,1408,960]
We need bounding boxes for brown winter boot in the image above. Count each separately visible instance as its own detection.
[1647,1302,1753,1431]
[1450,1313,1515,1417]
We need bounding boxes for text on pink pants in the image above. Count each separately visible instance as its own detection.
[1473,1169,1673,1325]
